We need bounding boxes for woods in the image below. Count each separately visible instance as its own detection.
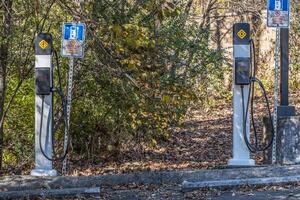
[0,0,300,175]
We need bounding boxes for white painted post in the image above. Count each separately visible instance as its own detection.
[228,24,255,166]
[31,34,57,176]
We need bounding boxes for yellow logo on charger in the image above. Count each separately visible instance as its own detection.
[237,29,247,39]
[39,40,49,49]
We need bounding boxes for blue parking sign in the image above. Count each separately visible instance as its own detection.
[267,0,290,28]
[61,22,86,58]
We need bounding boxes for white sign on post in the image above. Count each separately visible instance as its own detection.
[61,22,86,58]
[267,0,290,28]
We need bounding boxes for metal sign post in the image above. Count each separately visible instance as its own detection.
[61,22,86,174]
[267,0,290,164]
[272,28,280,165]
[278,28,295,116]
[31,33,57,176]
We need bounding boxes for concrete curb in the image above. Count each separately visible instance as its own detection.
[182,175,300,191]
[0,187,100,199]
[0,165,300,192]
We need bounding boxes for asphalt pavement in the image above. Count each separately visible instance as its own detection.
[214,189,300,200]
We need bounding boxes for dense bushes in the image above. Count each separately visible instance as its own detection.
[0,0,231,170]
[70,0,222,160]
[5,0,300,171]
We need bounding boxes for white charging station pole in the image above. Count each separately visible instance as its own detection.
[31,33,57,176]
[228,23,255,166]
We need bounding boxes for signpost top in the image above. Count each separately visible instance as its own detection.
[61,22,86,58]
[268,0,289,11]
[267,0,290,28]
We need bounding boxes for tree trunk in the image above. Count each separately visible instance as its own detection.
[0,0,12,170]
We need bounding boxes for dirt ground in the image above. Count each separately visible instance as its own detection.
[69,91,300,176]
[68,104,232,176]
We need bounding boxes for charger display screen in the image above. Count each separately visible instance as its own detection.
[36,68,51,95]
[235,58,250,85]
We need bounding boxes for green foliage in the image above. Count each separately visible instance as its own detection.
[290,3,300,91]
[1,0,224,169]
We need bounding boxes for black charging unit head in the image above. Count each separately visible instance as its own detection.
[35,33,53,96]
[233,23,250,46]
[233,23,251,86]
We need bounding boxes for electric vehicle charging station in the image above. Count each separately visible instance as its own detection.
[31,32,70,177]
[228,23,255,166]
[228,23,274,166]
[31,33,57,176]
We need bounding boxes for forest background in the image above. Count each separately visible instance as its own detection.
[1,0,300,174]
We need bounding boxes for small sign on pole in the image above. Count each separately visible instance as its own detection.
[267,0,290,28]
[61,22,86,58]
[61,22,86,174]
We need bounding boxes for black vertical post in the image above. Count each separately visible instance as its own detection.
[280,28,289,106]
[278,28,295,116]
